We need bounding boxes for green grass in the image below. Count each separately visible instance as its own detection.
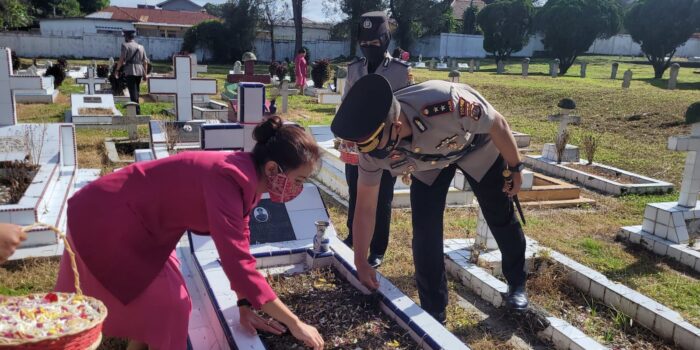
[4,55,700,348]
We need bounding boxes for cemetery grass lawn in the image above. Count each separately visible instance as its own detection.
[4,57,699,348]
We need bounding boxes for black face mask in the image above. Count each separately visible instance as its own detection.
[361,46,385,70]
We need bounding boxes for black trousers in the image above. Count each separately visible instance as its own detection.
[125,75,142,114]
[345,163,396,256]
[410,156,526,320]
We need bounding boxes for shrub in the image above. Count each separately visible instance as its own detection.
[96,64,109,78]
[581,133,599,165]
[311,59,331,88]
[44,65,66,88]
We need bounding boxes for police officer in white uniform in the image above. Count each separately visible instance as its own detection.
[332,74,528,323]
[339,11,411,268]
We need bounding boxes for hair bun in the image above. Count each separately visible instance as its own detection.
[252,116,283,145]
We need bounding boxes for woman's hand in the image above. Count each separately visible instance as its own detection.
[239,306,287,335]
[289,319,324,350]
[0,223,25,264]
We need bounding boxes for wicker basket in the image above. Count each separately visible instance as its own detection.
[0,224,108,350]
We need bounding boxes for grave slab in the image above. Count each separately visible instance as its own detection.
[13,75,58,104]
[188,183,470,349]
[66,94,122,125]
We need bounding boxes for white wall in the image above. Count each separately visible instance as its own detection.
[252,39,350,62]
[0,32,182,60]
[40,19,135,36]
[272,26,331,41]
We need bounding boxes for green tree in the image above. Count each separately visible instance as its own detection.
[625,0,698,78]
[57,0,81,17]
[477,0,533,63]
[204,3,225,17]
[29,0,82,18]
[462,3,480,35]
[324,0,386,56]
[221,0,260,61]
[77,0,108,14]
[0,0,33,28]
[182,20,228,63]
[535,0,621,75]
[260,0,290,62]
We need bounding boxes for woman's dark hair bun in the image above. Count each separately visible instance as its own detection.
[253,116,283,145]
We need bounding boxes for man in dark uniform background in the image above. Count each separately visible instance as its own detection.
[115,30,149,114]
[332,74,528,323]
[339,11,411,268]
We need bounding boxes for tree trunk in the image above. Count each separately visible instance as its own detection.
[558,55,576,75]
[270,22,276,62]
[292,0,303,53]
[653,63,666,79]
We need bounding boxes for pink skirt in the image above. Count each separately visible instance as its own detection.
[55,239,191,350]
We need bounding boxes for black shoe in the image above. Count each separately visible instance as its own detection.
[505,284,529,310]
[367,254,384,268]
[343,236,352,248]
[430,311,447,325]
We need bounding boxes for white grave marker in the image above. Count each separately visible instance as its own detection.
[0,47,43,126]
[148,55,217,122]
[76,67,107,95]
[189,53,207,77]
[669,123,700,208]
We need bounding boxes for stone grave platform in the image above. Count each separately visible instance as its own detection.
[445,235,700,349]
[65,94,123,125]
[14,75,58,103]
[525,156,674,196]
[186,184,469,349]
[147,119,223,160]
[310,125,475,208]
[0,124,100,258]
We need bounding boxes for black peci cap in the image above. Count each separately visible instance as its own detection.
[331,74,395,143]
[358,11,389,42]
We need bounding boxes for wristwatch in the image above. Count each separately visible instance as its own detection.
[508,162,525,173]
[237,298,252,308]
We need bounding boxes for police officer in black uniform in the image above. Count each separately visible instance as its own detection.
[340,11,411,268]
[332,75,528,323]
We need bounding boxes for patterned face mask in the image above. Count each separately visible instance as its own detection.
[267,165,304,203]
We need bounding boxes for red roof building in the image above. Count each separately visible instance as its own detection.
[86,6,217,38]
[451,0,487,21]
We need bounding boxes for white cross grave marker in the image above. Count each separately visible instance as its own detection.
[0,48,43,126]
[669,122,700,208]
[76,67,107,95]
[557,109,574,140]
[148,55,217,122]
[189,54,207,78]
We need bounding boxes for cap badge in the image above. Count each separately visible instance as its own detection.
[363,19,373,29]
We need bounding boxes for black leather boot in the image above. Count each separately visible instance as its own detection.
[505,284,529,310]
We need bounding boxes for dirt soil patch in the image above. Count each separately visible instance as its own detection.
[0,160,39,205]
[78,108,114,116]
[564,163,643,184]
[527,258,675,349]
[262,266,419,349]
[114,140,150,160]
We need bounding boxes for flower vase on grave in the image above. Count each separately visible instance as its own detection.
[313,220,330,253]
[269,100,277,114]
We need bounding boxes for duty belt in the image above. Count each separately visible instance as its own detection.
[398,134,488,163]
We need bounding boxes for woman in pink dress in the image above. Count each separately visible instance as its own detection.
[294,48,307,93]
[55,117,324,350]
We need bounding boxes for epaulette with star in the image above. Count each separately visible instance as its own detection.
[348,57,366,67]
[421,100,454,117]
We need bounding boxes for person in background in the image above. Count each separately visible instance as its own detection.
[339,11,411,268]
[55,117,324,350]
[401,50,410,62]
[294,48,308,94]
[0,223,26,264]
[115,30,149,114]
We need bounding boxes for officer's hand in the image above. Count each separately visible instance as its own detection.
[503,171,522,197]
[356,259,380,290]
[0,223,26,264]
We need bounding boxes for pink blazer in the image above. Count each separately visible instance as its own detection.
[66,152,276,308]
